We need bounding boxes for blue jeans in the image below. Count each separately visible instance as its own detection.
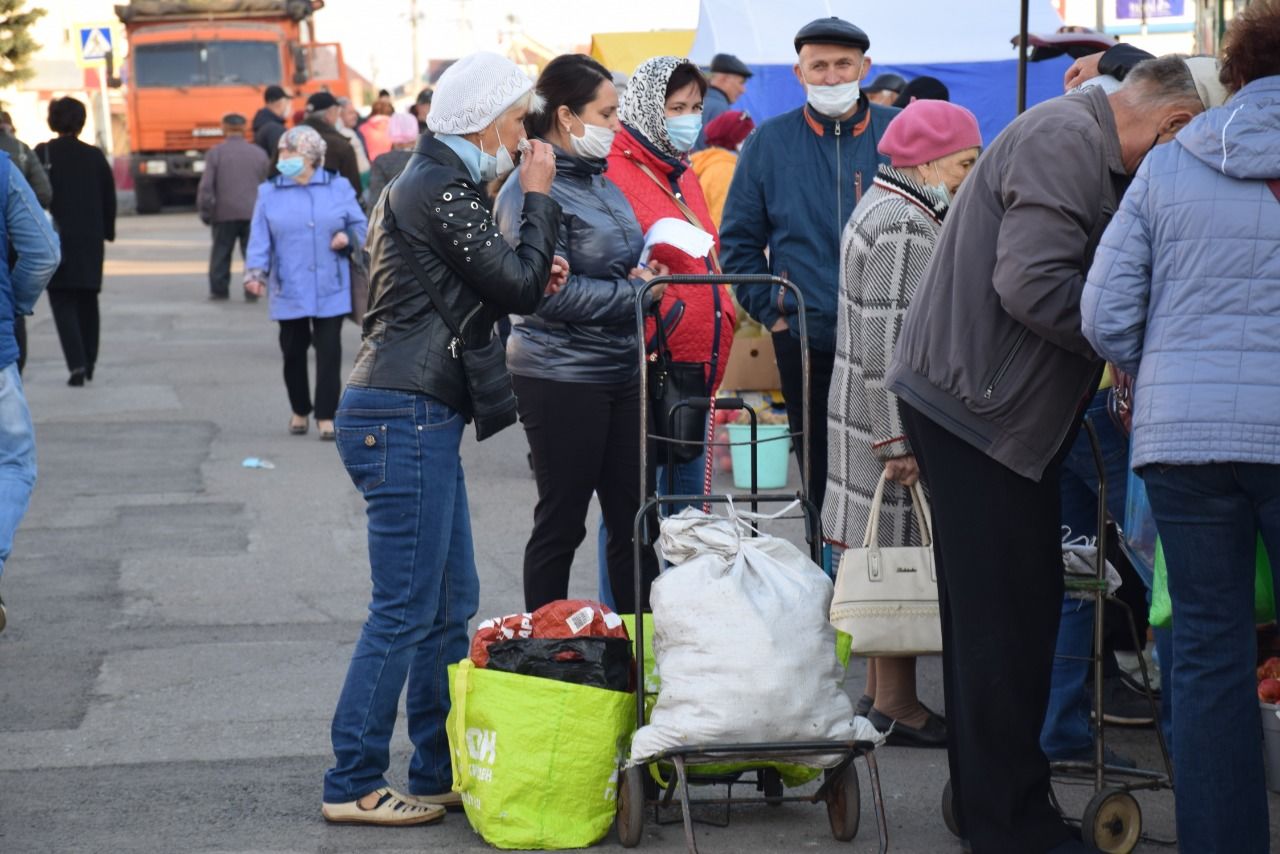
[1142,462,1280,854]
[1042,398,1130,758]
[0,362,34,580]
[596,451,706,609]
[324,387,479,802]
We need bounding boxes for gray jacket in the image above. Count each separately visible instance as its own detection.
[495,147,646,384]
[0,132,50,208]
[197,136,269,223]
[887,86,1129,481]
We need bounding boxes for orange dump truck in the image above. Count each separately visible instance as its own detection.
[113,0,350,213]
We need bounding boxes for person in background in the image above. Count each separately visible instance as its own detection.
[337,97,372,192]
[885,57,1205,852]
[243,126,366,440]
[301,92,362,192]
[36,97,116,388]
[496,53,664,614]
[892,75,949,107]
[826,99,980,748]
[253,85,291,156]
[361,99,396,163]
[693,53,752,151]
[690,110,754,229]
[608,55,736,498]
[411,88,433,133]
[326,51,563,825]
[723,16,898,512]
[0,110,52,376]
[864,72,907,106]
[197,113,270,302]
[365,112,420,207]
[0,147,61,632]
[1082,5,1280,849]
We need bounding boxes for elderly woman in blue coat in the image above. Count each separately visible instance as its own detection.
[245,124,367,439]
[1082,5,1280,850]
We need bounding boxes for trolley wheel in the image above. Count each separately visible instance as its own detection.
[760,767,784,806]
[825,762,861,842]
[1081,788,1142,854]
[941,778,961,838]
[617,764,646,848]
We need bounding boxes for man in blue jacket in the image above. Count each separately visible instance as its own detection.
[721,16,898,509]
[0,151,62,632]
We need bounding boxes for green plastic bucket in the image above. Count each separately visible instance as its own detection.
[726,423,791,490]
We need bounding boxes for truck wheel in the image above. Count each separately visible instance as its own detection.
[135,178,162,214]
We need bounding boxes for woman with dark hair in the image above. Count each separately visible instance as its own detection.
[36,97,116,386]
[494,53,664,612]
[1083,3,1280,849]
[606,56,735,500]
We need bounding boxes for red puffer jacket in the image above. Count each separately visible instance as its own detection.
[608,125,735,391]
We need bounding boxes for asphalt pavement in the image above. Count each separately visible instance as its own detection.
[0,212,1275,853]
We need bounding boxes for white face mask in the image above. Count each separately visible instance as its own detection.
[567,113,615,160]
[927,161,952,207]
[805,79,861,117]
[480,126,518,182]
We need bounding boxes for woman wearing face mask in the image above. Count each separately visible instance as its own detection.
[244,125,367,439]
[824,99,981,747]
[494,53,665,613]
[607,55,736,501]
[323,52,566,826]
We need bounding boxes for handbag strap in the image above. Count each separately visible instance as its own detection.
[861,472,934,549]
[631,158,722,274]
[381,185,469,351]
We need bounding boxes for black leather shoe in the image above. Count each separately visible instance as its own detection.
[867,707,947,747]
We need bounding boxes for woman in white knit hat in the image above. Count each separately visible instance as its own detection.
[322,51,565,826]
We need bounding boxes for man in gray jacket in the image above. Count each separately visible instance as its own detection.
[885,57,1204,853]
[197,113,269,301]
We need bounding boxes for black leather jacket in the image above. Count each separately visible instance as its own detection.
[347,135,561,416]
[494,147,646,384]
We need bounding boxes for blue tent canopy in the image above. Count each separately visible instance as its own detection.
[690,0,1072,145]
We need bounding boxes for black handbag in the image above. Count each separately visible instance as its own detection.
[648,300,708,465]
[382,196,518,442]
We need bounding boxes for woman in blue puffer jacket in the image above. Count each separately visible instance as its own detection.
[245,125,367,439]
[1081,6,1280,850]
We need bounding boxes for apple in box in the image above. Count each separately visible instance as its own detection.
[1259,678,1280,704]
[1259,656,1280,683]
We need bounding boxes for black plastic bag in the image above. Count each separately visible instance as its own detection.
[486,637,633,692]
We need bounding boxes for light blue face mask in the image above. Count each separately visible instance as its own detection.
[277,156,306,179]
[664,113,703,153]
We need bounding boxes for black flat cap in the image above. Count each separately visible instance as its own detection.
[866,73,907,94]
[794,17,870,53]
[306,91,339,112]
[263,84,288,103]
[892,76,950,108]
[221,112,247,126]
[709,53,753,78]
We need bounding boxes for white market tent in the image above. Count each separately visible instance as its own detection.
[688,0,1070,144]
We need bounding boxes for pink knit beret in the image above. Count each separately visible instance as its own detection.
[877,99,982,167]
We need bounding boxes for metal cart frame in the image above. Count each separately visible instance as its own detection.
[617,275,887,854]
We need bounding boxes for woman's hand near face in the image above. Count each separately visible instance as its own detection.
[520,139,556,195]
[330,231,350,251]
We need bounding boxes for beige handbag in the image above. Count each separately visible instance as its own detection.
[830,473,942,656]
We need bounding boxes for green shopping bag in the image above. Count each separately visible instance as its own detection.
[1150,535,1276,628]
[446,659,635,850]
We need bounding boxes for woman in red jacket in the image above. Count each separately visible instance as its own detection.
[607,55,735,497]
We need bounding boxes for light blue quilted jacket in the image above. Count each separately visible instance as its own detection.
[1082,75,1280,469]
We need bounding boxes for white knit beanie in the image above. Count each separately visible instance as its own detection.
[427,51,533,135]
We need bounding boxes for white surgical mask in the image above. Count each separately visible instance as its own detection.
[480,127,519,182]
[927,162,952,207]
[568,114,615,160]
[806,79,861,117]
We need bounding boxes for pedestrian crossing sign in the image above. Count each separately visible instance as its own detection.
[76,25,113,67]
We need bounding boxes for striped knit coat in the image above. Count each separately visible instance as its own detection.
[823,166,947,549]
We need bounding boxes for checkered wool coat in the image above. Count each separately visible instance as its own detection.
[823,166,946,549]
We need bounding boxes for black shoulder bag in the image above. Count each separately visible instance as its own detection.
[381,194,518,442]
[648,299,709,465]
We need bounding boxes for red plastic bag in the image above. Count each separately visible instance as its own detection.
[470,612,533,668]
[530,600,629,644]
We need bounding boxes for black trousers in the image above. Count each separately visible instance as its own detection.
[278,316,343,421]
[209,220,251,297]
[14,313,25,375]
[901,402,1076,854]
[48,290,100,375]
[512,373,658,615]
[771,330,836,510]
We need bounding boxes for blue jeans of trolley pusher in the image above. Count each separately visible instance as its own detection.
[1039,393,1171,761]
